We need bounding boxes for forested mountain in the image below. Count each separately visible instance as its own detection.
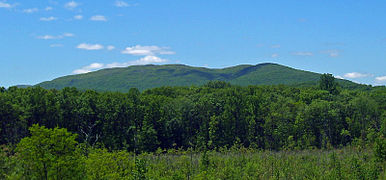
[37,63,362,91]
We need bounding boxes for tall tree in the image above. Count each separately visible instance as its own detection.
[319,73,339,95]
[16,124,84,180]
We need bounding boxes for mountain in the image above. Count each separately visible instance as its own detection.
[37,63,360,92]
[14,85,32,88]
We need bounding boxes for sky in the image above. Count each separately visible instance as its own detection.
[1,0,386,87]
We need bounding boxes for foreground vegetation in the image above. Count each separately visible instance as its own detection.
[0,74,385,179]
[0,125,385,179]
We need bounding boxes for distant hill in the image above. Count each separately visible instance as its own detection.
[37,63,361,92]
[14,85,32,88]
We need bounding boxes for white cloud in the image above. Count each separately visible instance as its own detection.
[77,43,104,50]
[88,63,104,69]
[107,45,115,50]
[73,69,91,74]
[344,72,370,79]
[271,53,279,58]
[105,56,167,68]
[40,16,57,21]
[292,52,313,56]
[72,56,168,74]
[271,44,281,48]
[90,15,107,21]
[130,55,167,65]
[73,45,173,74]
[74,15,83,20]
[0,2,12,8]
[121,45,175,56]
[335,75,344,79]
[73,63,104,74]
[115,1,128,7]
[65,1,79,9]
[375,76,386,82]
[36,33,74,40]
[23,8,38,13]
[37,35,56,40]
[45,6,53,11]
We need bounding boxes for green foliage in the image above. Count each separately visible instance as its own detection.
[133,157,148,180]
[319,73,339,94]
[85,148,134,179]
[205,80,231,89]
[143,148,383,179]
[374,136,386,162]
[15,124,84,180]
[0,83,385,179]
[0,83,385,152]
[200,150,210,171]
[0,146,11,179]
[328,152,342,179]
[3,140,386,179]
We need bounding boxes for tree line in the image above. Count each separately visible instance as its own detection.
[0,75,385,152]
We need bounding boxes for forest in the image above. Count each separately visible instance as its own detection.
[0,74,385,179]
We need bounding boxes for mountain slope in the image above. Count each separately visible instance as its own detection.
[37,63,359,91]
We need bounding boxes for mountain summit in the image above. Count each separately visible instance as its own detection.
[37,63,357,92]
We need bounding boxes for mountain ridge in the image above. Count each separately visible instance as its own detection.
[37,63,361,92]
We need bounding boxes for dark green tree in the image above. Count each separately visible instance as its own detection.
[205,81,231,89]
[319,73,339,95]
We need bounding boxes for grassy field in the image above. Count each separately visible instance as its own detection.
[2,137,385,179]
[83,147,385,180]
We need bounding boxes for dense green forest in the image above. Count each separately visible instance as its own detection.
[1,74,385,179]
[1,75,385,150]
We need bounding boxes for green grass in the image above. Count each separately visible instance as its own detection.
[78,147,386,179]
[37,63,362,92]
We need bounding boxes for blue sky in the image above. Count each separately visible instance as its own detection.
[1,0,385,87]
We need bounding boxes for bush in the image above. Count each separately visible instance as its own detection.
[15,124,84,180]
[374,136,386,162]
